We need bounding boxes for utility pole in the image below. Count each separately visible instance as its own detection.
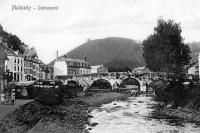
[198,52,200,89]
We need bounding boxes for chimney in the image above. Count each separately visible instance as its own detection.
[84,39,89,61]
[56,50,58,59]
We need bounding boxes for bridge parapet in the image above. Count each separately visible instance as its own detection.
[57,73,148,92]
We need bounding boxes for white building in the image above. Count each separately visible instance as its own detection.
[6,50,25,82]
[132,67,150,75]
[53,58,91,78]
[54,60,68,77]
[91,65,108,74]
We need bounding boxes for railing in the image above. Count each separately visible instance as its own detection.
[0,89,15,105]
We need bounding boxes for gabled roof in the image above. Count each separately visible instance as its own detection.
[57,57,89,64]
[134,66,146,71]
[24,47,38,57]
[91,65,104,69]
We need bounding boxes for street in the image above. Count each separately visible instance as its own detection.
[0,99,32,120]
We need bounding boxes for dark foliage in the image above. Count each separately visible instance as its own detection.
[145,18,192,107]
[142,18,191,73]
[155,77,187,107]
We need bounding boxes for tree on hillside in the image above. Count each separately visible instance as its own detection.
[0,24,25,54]
[142,18,191,74]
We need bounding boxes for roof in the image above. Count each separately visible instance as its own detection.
[55,58,91,69]
[57,57,89,64]
[24,47,38,57]
[91,65,104,69]
[134,66,146,71]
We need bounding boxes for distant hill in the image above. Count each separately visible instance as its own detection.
[48,38,200,71]
[49,37,145,71]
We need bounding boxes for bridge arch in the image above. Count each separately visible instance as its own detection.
[89,79,112,92]
[66,80,79,87]
[63,80,84,90]
[120,77,141,92]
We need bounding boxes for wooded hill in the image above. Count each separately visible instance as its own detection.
[49,37,146,71]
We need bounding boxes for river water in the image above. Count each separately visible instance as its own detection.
[87,94,200,133]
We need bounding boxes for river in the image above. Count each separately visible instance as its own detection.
[87,94,200,133]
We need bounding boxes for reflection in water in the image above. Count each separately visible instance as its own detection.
[88,94,200,133]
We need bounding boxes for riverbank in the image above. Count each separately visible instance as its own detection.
[28,92,130,133]
[0,92,130,133]
[0,101,50,133]
[151,102,200,125]
[156,108,200,124]
[0,100,33,121]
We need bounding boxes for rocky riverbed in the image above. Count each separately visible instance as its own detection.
[0,92,129,133]
[87,94,200,133]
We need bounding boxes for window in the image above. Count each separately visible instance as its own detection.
[14,73,16,81]
[14,58,16,63]
[14,66,16,71]
[195,66,199,70]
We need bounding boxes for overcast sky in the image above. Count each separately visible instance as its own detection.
[0,0,199,63]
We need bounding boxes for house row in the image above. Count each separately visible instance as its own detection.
[0,41,47,84]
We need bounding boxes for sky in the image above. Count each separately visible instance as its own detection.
[0,0,199,63]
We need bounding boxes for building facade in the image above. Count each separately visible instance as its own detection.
[24,47,47,81]
[24,56,46,81]
[6,51,25,82]
[0,39,46,85]
[132,67,151,75]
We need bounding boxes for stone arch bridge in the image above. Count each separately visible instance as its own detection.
[56,73,147,92]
